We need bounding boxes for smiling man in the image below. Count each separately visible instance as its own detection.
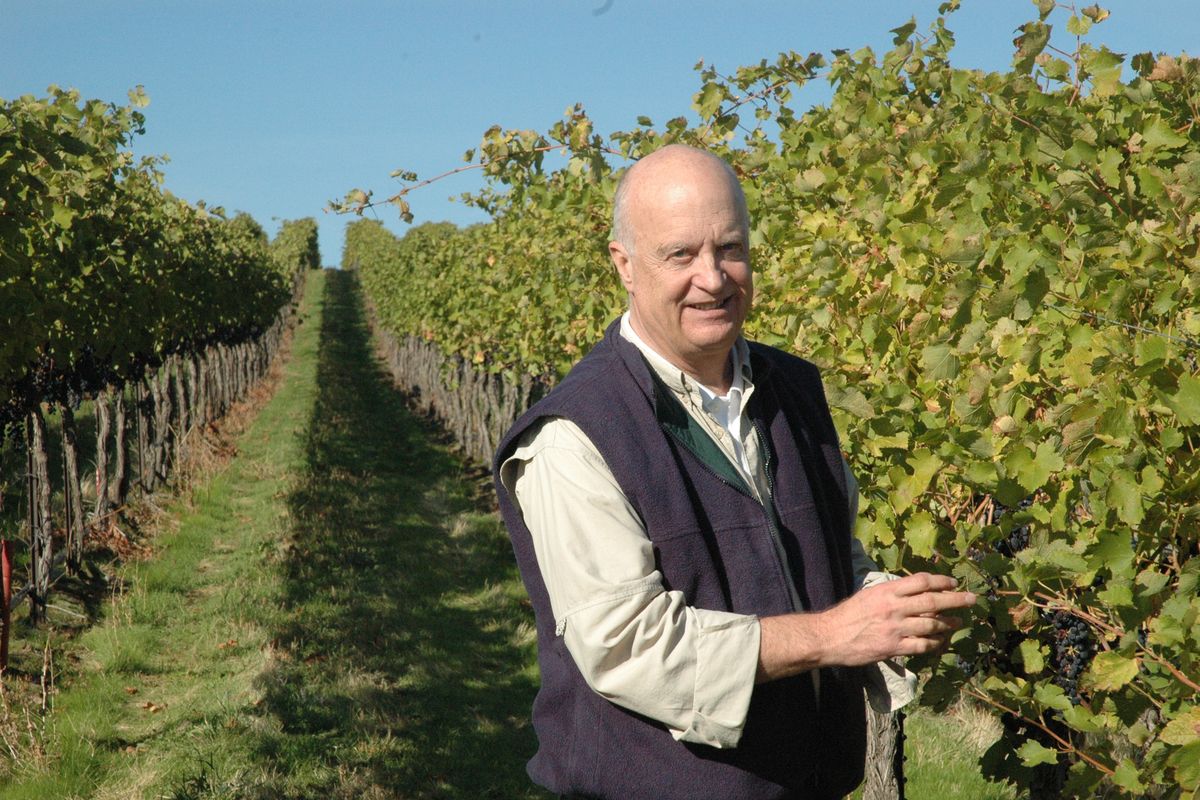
[494,144,975,800]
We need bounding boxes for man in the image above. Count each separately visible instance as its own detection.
[494,144,975,799]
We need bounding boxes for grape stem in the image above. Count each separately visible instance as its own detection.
[343,142,629,216]
[962,687,1115,776]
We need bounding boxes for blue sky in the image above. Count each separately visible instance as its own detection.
[6,1,1199,263]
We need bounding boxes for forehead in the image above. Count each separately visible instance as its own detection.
[631,162,746,240]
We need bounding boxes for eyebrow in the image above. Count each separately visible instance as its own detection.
[655,242,691,257]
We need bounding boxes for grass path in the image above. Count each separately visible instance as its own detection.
[0,269,545,799]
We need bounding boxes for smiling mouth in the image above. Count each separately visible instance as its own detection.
[688,297,731,311]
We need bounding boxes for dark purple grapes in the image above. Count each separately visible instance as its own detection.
[1044,610,1096,705]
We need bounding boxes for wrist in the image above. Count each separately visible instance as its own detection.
[756,609,836,683]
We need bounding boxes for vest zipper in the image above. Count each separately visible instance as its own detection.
[753,417,799,613]
[662,426,798,613]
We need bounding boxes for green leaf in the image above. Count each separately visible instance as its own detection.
[1024,539,1088,574]
[1066,15,1092,36]
[1017,739,1060,767]
[1033,440,1064,487]
[1019,638,1046,674]
[1106,468,1144,527]
[890,449,943,510]
[1112,758,1146,794]
[890,18,917,45]
[1167,375,1200,425]
[693,81,725,119]
[1085,650,1139,692]
[1096,581,1133,607]
[921,342,961,381]
[903,510,939,558]
[1143,118,1189,151]
[1136,568,1170,597]
[1062,702,1105,733]
[1089,530,1134,575]
[1097,147,1124,188]
[827,385,875,419]
[1034,681,1075,712]
[51,202,76,229]
[1012,21,1052,74]
[1167,740,1200,791]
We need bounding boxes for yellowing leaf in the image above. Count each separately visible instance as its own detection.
[890,449,942,510]
[1085,650,1139,692]
[1160,706,1200,746]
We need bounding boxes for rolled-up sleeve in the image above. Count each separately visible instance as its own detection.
[499,417,760,748]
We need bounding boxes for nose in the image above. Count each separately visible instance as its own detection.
[692,247,727,293]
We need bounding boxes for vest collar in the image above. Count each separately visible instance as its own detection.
[605,316,774,413]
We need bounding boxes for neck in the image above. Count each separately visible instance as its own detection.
[690,357,734,395]
[624,313,735,395]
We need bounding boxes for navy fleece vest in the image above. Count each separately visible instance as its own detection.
[494,320,866,799]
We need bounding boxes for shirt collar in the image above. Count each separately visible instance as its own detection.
[618,312,754,401]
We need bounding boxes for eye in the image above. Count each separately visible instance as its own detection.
[719,241,746,258]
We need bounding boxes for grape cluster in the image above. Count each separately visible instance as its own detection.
[954,629,1025,680]
[993,497,1034,557]
[1044,610,1095,705]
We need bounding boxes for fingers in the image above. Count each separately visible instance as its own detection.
[885,573,977,614]
[895,633,954,656]
[894,613,964,656]
[890,572,967,597]
[911,590,978,616]
[900,612,962,638]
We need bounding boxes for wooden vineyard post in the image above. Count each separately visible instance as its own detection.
[94,384,112,522]
[61,403,85,573]
[113,383,129,507]
[863,705,906,800]
[27,408,52,624]
[1,539,11,673]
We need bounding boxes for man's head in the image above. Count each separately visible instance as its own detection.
[608,145,752,390]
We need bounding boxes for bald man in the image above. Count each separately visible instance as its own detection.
[495,145,975,800]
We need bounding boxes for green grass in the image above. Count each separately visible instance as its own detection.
[902,702,1017,800]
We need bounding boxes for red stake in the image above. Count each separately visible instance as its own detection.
[1,539,11,674]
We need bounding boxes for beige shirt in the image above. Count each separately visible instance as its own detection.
[499,314,911,750]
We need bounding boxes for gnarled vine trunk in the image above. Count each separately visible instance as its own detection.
[27,408,51,624]
[60,404,85,573]
[94,385,112,521]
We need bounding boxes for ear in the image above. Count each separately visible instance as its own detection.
[608,241,635,292]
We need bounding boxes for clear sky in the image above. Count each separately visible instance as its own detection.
[6,1,1199,263]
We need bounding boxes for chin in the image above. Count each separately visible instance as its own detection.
[685,327,740,355]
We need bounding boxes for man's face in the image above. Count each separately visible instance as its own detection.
[610,158,752,383]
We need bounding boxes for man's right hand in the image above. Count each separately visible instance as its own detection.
[756,572,976,683]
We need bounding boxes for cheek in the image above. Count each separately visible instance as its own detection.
[733,265,753,297]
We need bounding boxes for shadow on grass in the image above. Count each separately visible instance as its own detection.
[254,271,546,799]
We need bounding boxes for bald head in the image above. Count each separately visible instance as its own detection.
[611,145,749,254]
